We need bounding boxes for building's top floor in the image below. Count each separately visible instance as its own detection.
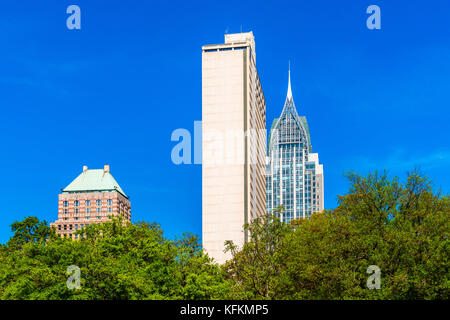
[62,165,128,199]
[202,32,256,61]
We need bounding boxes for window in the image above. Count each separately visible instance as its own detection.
[64,209,68,214]
[58,225,61,231]
[86,208,90,214]
[108,207,112,213]
[75,224,78,230]
[75,208,79,214]
[96,207,101,213]
[63,201,68,207]
[96,200,101,206]
[74,200,79,207]
[85,200,90,207]
[85,216,90,220]
[107,199,112,206]
[63,225,67,230]
[69,225,73,230]
[97,216,101,220]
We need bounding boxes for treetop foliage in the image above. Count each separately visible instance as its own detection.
[224,170,449,300]
[0,169,448,300]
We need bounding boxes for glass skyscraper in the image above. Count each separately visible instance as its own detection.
[265,70,324,223]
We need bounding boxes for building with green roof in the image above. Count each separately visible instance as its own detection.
[50,165,131,239]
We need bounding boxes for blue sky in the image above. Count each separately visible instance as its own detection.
[0,0,449,243]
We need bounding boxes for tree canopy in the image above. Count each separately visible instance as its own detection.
[0,218,229,299]
[224,170,449,299]
[0,170,448,300]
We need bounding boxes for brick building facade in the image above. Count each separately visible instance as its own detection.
[50,165,131,239]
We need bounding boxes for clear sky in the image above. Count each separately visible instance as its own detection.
[0,1,449,243]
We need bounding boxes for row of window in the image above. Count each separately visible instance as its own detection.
[59,223,95,239]
[58,223,91,231]
[63,207,113,214]
[63,199,114,207]
[62,216,106,221]
[203,46,247,53]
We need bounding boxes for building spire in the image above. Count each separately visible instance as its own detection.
[287,61,293,100]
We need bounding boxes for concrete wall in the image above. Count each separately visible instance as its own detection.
[202,33,266,264]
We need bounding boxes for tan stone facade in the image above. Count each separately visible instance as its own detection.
[202,32,266,264]
[308,153,324,213]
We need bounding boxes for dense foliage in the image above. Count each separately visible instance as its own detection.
[0,219,229,299]
[0,170,448,299]
[224,170,449,299]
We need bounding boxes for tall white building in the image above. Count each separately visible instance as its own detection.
[266,69,324,222]
[202,32,266,264]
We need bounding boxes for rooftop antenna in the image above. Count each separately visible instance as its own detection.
[287,60,292,100]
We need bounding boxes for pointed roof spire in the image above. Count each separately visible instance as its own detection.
[287,61,293,100]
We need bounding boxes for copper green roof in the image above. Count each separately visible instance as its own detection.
[267,118,278,155]
[267,116,312,154]
[63,168,128,198]
[299,116,312,153]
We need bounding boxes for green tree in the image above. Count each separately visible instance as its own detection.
[284,170,449,299]
[7,216,56,249]
[223,207,292,299]
[1,169,447,300]
[224,170,449,300]
[0,217,230,300]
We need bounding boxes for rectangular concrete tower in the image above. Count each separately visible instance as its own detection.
[202,32,266,264]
